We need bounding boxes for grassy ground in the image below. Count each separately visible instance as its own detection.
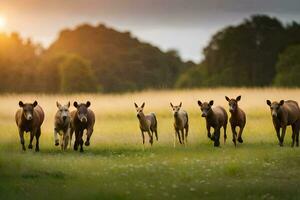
[1,88,300,200]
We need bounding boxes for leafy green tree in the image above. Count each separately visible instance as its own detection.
[0,32,39,93]
[46,24,191,92]
[175,63,208,88]
[202,15,286,87]
[59,54,98,93]
[274,45,300,87]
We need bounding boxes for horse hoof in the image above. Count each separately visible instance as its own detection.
[80,149,84,153]
[85,141,90,146]
[35,148,39,152]
[238,137,243,143]
[279,143,283,147]
[214,141,220,147]
[28,144,33,149]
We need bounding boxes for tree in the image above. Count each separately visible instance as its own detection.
[0,32,39,93]
[59,54,98,93]
[274,45,300,87]
[202,15,286,87]
[46,24,191,92]
[175,63,208,88]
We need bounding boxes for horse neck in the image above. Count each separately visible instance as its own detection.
[139,112,147,124]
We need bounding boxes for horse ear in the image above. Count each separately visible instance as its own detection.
[279,100,284,106]
[56,101,61,109]
[236,96,241,101]
[197,100,202,106]
[33,101,38,107]
[67,101,70,108]
[86,101,91,108]
[170,102,173,108]
[134,103,138,108]
[225,96,230,102]
[209,100,214,106]
[179,102,182,107]
[266,100,271,106]
[73,101,78,108]
[141,102,145,108]
[19,101,24,107]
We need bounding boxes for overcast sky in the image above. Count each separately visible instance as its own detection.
[1,0,300,62]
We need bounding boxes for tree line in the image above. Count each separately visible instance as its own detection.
[1,14,300,93]
[176,15,300,88]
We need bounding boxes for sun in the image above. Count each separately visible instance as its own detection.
[0,16,6,29]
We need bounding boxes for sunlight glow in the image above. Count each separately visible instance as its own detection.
[0,16,6,29]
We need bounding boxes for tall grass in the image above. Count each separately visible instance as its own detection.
[1,88,300,200]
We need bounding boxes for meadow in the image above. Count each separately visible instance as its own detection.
[1,88,300,200]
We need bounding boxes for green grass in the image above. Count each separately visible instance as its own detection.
[1,144,300,200]
[1,90,300,199]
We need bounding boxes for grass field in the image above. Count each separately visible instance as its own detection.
[1,88,300,200]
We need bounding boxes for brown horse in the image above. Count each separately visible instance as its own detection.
[267,100,300,147]
[225,96,246,146]
[15,101,44,152]
[198,100,228,147]
[70,101,95,152]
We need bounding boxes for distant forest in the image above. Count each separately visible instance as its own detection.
[1,14,300,93]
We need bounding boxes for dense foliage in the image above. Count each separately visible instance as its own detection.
[1,15,300,93]
[176,15,300,88]
[274,45,300,87]
[45,24,190,92]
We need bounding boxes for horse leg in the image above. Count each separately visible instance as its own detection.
[147,130,153,146]
[19,128,26,151]
[292,124,296,147]
[85,127,93,146]
[214,129,220,147]
[224,123,227,144]
[54,128,59,146]
[141,130,145,150]
[280,126,287,146]
[231,124,237,147]
[154,129,158,141]
[207,125,212,140]
[237,126,244,144]
[64,128,70,150]
[28,131,34,149]
[73,130,80,151]
[177,130,182,144]
[181,129,185,145]
[79,131,84,152]
[35,128,41,152]
[275,126,281,146]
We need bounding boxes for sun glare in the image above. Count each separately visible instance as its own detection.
[0,16,6,29]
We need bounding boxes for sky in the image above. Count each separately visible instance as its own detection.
[1,0,300,62]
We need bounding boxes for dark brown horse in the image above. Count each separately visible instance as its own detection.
[15,101,44,151]
[70,101,95,152]
[267,100,300,147]
[198,100,228,147]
